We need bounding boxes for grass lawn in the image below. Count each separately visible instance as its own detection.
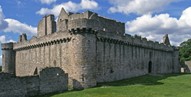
[38,74,191,97]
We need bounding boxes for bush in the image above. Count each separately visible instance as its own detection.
[179,39,191,62]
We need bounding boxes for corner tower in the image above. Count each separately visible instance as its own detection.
[1,42,15,74]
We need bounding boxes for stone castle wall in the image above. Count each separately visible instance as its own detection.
[14,32,72,76]
[0,67,68,97]
[13,28,180,89]
[13,29,98,89]
[96,31,177,82]
[1,8,180,90]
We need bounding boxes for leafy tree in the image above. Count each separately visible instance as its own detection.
[179,39,191,63]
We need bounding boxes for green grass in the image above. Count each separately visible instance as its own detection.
[38,74,191,97]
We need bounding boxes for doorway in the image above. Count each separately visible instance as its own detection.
[148,61,152,73]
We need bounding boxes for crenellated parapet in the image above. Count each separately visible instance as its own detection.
[69,28,97,35]
[34,7,174,53]
[1,43,14,50]
[55,8,124,35]
[97,32,174,52]
[14,37,71,51]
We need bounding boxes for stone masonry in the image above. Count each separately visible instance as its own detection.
[1,8,180,89]
[0,67,68,97]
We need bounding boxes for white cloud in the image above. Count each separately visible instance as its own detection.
[0,35,16,43]
[126,7,191,46]
[109,0,174,15]
[4,19,37,36]
[0,35,6,43]
[40,0,56,4]
[37,1,79,16]
[0,6,8,30]
[0,6,37,36]
[80,0,98,9]
[36,0,99,16]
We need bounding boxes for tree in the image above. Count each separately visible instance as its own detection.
[0,66,2,72]
[179,39,191,63]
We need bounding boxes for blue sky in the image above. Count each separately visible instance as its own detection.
[0,0,191,65]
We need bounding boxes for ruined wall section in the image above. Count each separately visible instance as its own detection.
[96,32,176,82]
[0,67,68,97]
[39,67,68,95]
[0,73,26,97]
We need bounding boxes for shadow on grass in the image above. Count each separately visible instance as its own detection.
[97,74,183,87]
[36,73,189,97]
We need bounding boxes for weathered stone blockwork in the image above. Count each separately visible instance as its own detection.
[96,32,179,82]
[0,67,68,97]
[1,8,180,90]
[1,43,15,74]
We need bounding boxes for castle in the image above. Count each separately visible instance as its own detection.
[1,8,180,89]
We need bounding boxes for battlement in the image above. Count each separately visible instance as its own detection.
[97,31,174,52]
[36,8,125,37]
[1,43,14,50]
[66,10,125,34]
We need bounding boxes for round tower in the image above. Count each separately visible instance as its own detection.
[1,42,15,74]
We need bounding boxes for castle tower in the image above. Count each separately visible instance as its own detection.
[1,43,15,74]
[57,8,69,31]
[69,28,97,89]
[163,34,171,45]
[37,14,56,37]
